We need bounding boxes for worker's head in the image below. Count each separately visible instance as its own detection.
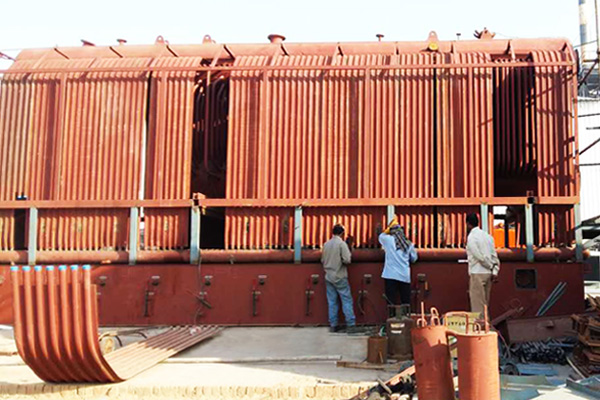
[332,224,345,237]
[466,213,479,233]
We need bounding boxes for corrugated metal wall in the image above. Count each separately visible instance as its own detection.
[532,50,577,198]
[0,42,580,253]
[143,57,201,250]
[225,53,440,248]
[225,51,572,249]
[578,98,600,221]
[0,58,151,250]
[437,52,494,198]
[0,56,201,251]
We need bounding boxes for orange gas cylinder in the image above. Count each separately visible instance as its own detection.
[411,305,455,400]
[446,309,500,400]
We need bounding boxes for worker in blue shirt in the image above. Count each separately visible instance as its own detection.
[378,218,418,311]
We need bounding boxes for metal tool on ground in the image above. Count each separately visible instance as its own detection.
[336,360,410,371]
[411,303,455,400]
[446,306,500,400]
[11,265,221,383]
[347,362,416,400]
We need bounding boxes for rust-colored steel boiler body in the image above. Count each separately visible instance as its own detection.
[411,307,455,400]
[0,34,585,326]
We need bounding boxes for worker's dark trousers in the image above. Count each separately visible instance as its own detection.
[384,279,411,315]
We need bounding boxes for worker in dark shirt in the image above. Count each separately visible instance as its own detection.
[321,224,358,333]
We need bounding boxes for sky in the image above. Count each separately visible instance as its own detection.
[0,0,586,66]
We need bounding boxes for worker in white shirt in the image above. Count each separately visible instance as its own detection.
[465,213,500,315]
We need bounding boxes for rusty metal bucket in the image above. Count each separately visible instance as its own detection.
[446,308,500,400]
[411,304,455,400]
[367,336,388,364]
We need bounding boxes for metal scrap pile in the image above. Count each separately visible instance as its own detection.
[570,296,600,375]
[572,315,600,374]
[510,338,576,365]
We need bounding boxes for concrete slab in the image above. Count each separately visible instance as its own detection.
[0,327,396,400]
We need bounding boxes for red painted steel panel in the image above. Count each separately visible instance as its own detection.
[532,50,576,198]
[143,57,200,249]
[55,58,149,202]
[437,207,494,248]
[38,208,129,251]
[0,210,15,250]
[303,207,387,249]
[437,52,494,198]
[537,205,575,246]
[143,208,189,250]
[1,263,583,326]
[0,58,150,251]
[225,207,293,250]
[225,53,437,249]
[145,57,201,200]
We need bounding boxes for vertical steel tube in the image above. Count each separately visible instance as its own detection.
[480,203,489,234]
[190,206,201,264]
[575,203,583,262]
[387,205,395,225]
[129,207,139,265]
[595,0,600,89]
[525,204,534,263]
[294,206,302,263]
[28,207,38,265]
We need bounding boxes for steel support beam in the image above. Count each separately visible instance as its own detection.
[575,203,584,262]
[294,206,302,264]
[129,207,139,265]
[28,208,38,266]
[387,205,395,224]
[525,204,535,263]
[190,206,201,265]
[480,203,489,234]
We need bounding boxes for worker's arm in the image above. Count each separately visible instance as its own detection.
[340,241,352,265]
[488,236,500,275]
[409,244,418,263]
[378,232,389,249]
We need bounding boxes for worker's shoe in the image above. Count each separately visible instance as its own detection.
[346,326,362,334]
[329,326,342,333]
